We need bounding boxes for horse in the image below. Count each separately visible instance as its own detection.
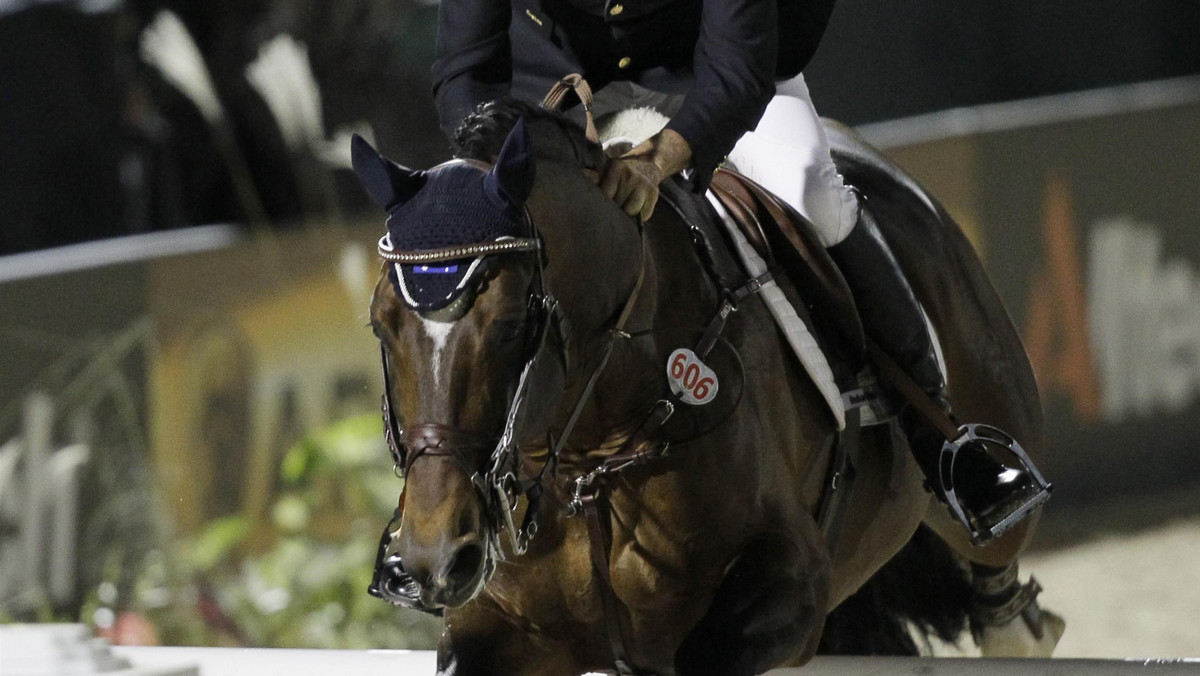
[354,98,1061,675]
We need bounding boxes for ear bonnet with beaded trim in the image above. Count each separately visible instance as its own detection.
[351,119,537,312]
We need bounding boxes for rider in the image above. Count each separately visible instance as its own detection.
[431,0,1043,542]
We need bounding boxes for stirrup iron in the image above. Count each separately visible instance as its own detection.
[939,424,1053,545]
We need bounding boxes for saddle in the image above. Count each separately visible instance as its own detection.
[540,73,866,363]
[708,168,866,357]
[657,167,882,433]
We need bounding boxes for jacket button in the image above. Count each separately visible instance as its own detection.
[618,56,632,69]
[609,4,624,15]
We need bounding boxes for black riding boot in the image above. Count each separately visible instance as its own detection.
[828,203,1042,544]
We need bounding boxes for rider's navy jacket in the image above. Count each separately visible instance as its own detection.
[432,0,836,191]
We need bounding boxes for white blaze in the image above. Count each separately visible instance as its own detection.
[421,318,455,389]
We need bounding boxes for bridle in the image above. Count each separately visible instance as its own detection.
[381,242,565,563]
[376,160,647,571]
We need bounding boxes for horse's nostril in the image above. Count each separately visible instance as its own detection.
[444,542,484,591]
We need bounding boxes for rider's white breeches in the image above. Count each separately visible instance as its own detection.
[727,74,860,247]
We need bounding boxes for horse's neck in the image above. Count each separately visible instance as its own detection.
[541,191,718,456]
[638,206,722,331]
[535,172,642,328]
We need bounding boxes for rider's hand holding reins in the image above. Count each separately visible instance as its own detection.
[599,128,692,221]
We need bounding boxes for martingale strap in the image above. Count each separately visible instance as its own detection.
[582,492,639,676]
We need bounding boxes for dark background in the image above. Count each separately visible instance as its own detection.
[1,0,1198,254]
[807,0,1200,124]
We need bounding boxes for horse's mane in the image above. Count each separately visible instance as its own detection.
[451,98,604,170]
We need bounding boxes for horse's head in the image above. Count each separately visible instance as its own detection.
[355,119,569,610]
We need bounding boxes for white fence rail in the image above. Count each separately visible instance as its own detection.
[10,626,1196,676]
[106,646,1200,676]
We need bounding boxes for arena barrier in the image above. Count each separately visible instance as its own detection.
[107,647,1200,676]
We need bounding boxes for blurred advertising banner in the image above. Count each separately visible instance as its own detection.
[864,77,1200,502]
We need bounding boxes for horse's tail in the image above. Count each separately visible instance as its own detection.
[817,524,972,655]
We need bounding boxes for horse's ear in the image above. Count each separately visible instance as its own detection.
[486,118,535,207]
[351,134,425,210]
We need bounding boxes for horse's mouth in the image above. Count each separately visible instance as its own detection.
[371,555,446,615]
[373,547,494,614]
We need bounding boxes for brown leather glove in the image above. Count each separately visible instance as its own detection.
[598,128,693,221]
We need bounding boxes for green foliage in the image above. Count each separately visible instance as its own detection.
[85,414,441,649]
[190,516,250,571]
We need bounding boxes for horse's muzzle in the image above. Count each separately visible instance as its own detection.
[370,553,446,616]
[401,532,488,610]
[369,515,488,612]
[369,510,445,615]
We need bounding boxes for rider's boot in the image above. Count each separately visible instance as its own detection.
[827,200,1045,544]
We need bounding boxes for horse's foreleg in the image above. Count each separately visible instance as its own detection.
[435,607,586,676]
[674,534,831,676]
[968,562,1066,658]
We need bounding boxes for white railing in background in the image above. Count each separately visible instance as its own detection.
[3,625,1198,676]
[857,74,1200,149]
[0,223,240,284]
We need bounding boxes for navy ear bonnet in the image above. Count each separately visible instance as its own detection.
[382,164,528,311]
[352,120,536,312]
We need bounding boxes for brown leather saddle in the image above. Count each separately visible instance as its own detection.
[708,168,866,357]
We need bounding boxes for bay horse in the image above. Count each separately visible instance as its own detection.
[355,99,1060,675]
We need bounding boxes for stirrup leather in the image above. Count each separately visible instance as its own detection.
[938,424,1053,545]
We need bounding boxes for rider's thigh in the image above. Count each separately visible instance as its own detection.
[729,74,858,246]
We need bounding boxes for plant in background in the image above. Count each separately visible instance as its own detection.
[83,414,440,649]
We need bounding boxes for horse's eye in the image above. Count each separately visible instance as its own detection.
[492,320,526,345]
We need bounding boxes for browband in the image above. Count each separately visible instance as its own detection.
[377,235,541,264]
